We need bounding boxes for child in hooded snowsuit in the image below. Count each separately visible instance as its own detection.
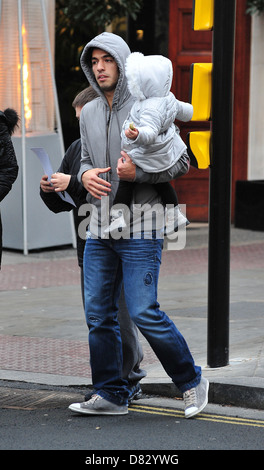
[109,52,193,236]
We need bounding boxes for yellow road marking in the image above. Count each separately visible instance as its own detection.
[130,404,264,428]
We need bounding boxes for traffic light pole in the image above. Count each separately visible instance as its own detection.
[207,0,236,367]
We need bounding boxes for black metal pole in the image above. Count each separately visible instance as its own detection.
[207,0,236,367]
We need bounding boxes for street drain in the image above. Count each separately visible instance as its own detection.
[0,387,82,410]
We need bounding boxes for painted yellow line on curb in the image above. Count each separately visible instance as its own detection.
[130,404,264,428]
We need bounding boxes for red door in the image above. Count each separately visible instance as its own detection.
[169,0,212,222]
[169,0,250,222]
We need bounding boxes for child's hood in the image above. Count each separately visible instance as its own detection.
[125,52,173,100]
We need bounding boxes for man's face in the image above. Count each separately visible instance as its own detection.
[91,48,119,94]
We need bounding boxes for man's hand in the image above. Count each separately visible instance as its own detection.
[40,175,55,193]
[117,151,136,181]
[81,167,111,199]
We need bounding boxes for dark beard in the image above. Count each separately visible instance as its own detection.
[98,83,116,93]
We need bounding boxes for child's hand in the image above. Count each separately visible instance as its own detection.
[125,123,139,140]
[40,175,55,193]
[50,172,71,192]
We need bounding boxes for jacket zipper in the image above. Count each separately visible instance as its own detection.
[106,110,111,183]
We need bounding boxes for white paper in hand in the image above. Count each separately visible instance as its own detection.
[31,147,76,207]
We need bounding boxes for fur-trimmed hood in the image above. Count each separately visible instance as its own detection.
[125,52,173,101]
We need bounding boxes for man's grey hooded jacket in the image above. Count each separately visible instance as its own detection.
[79,32,186,235]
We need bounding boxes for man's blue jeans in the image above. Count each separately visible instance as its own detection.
[83,235,201,406]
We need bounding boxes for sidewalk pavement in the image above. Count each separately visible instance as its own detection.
[1,224,264,410]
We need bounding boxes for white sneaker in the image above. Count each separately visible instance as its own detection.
[165,205,189,236]
[183,377,209,418]
[104,208,127,235]
[69,394,128,415]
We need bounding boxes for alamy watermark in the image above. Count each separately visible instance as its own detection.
[77,199,188,250]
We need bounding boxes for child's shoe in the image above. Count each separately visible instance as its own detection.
[165,205,189,236]
[106,208,127,236]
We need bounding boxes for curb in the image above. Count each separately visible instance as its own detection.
[140,382,264,411]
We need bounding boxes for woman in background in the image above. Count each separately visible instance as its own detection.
[0,108,19,268]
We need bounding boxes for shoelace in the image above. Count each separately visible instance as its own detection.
[183,388,197,407]
[87,394,102,404]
